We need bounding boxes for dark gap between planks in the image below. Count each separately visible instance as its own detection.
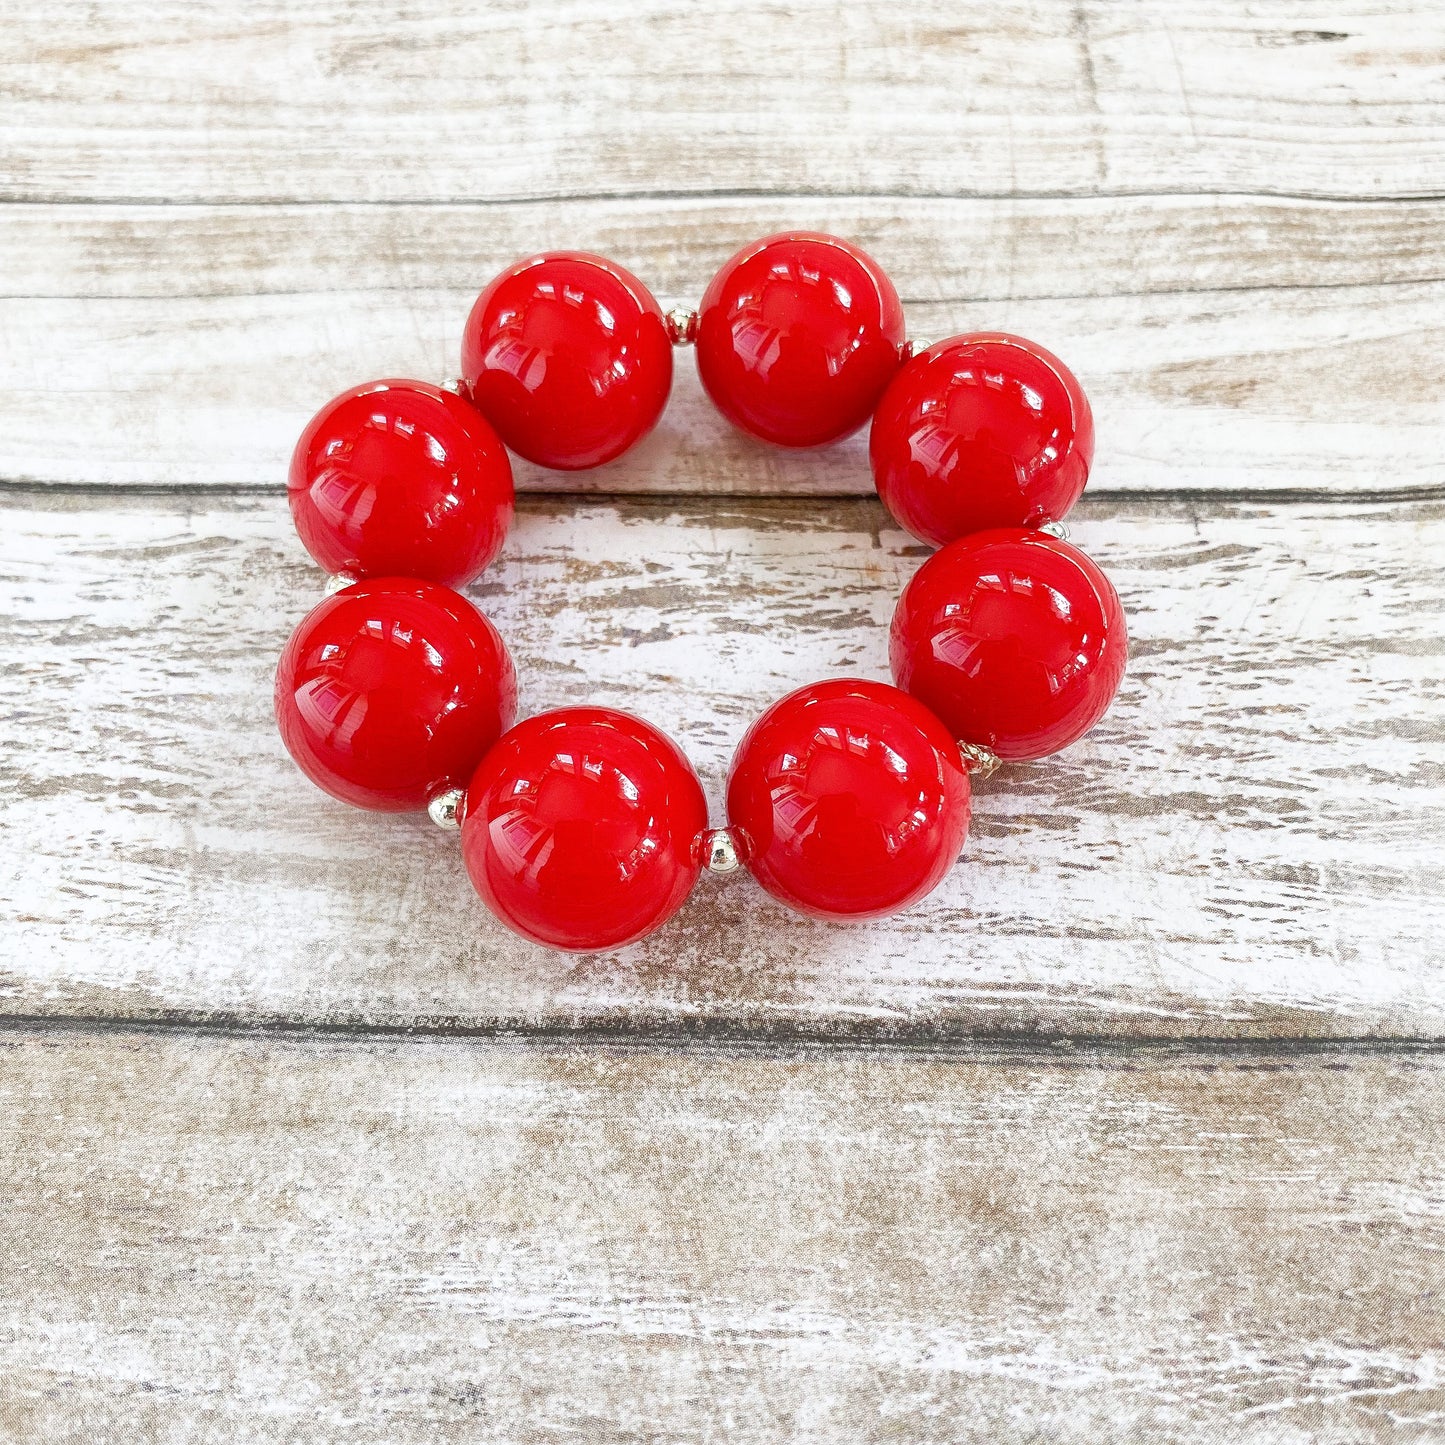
[1,1011,1443,1060]
[3,481,1445,507]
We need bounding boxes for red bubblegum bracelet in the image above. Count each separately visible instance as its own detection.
[276,232,1128,953]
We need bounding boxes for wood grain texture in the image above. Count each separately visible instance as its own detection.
[4,1,1445,1432]
[4,0,1444,1431]
[1,1028,1441,1443]
[9,195,1444,302]
[2,1,1441,204]
[3,489,1442,1038]
[5,184,1445,494]
[4,277,1442,494]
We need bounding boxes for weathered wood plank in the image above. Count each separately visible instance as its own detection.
[1,1,1440,203]
[0,1028,1441,1442]
[2,490,1442,1037]
[8,196,1444,302]
[3,278,1441,493]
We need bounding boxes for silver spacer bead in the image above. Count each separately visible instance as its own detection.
[438,377,463,394]
[1038,520,1070,540]
[957,742,1001,780]
[665,307,699,346]
[904,337,933,360]
[701,827,742,875]
[427,787,465,830]
[325,571,359,595]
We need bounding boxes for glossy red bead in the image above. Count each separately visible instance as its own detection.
[460,252,672,470]
[891,529,1126,761]
[287,379,514,587]
[461,708,707,952]
[726,679,970,921]
[275,578,516,811]
[871,334,1094,547]
[696,232,906,448]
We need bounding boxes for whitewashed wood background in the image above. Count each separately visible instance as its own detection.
[2,2,1443,1439]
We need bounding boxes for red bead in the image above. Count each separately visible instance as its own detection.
[461,708,707,952]
[288,380,514,587]
[275,578,516,811]
[460,252,672,470]
[696,232,906,448]
[891,529,1126,761]
[871,334,1094,547]
[726,679,970,921]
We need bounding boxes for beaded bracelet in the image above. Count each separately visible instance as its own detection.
[276,232,1127,952]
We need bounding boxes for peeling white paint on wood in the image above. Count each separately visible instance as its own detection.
[0,1029,1441,1442]
[3,0,1444,1428]
[2,492,1441,1036]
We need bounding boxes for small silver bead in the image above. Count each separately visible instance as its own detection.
[664,307,698,346]
[324,571,359,595]
[957,742,1001,780]
[905,337,933,360]
[438,377,463,394]
[1038,520,1070,540]
[702,827,741,875]
[427,788,465,830]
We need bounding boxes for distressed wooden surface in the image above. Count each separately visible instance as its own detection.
[3,1,1440,204]
[1,1027,1442,1443]
[10,196,1443,301]
[3,489,1442,1038]
[3,3,1441,496]
[4,0,1444,1434]
[3,199,1441,493]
